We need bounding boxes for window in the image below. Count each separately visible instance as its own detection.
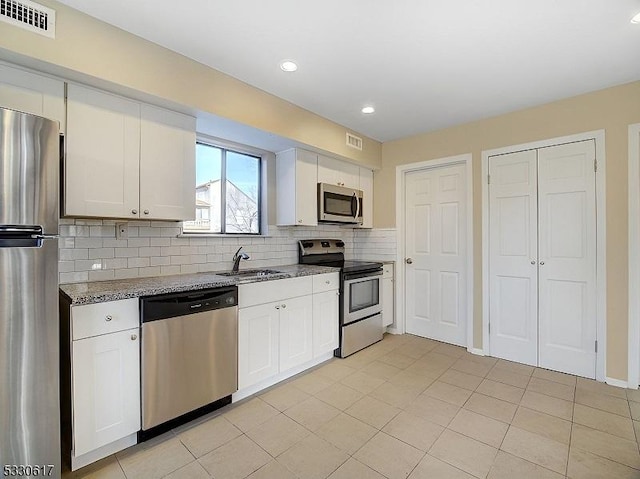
[183,142,261,234]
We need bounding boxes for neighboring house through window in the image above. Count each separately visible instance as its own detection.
[184,142,261,234]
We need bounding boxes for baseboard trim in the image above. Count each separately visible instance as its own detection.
[232,352,333,402]
[468,348,485,356]
[71,433,137,471]
[605,376,629,389]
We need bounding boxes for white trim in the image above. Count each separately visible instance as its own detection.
[605,377,629,389]
[628,123,640,390]
[71,433,137,471]
[481,130,606,382]
[469,348,486,357]
[232,352,333,402]
[395,154,474,351]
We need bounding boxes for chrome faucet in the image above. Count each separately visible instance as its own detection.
[232,246,250,272]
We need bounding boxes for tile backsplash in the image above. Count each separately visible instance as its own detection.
[58,218,397,284]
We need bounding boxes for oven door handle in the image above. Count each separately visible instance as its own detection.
[343,270,383,282]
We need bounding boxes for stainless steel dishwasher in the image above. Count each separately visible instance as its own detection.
[140,286,238,439]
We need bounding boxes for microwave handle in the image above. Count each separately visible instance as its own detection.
[355,191,361,220]
[351,192,358,218]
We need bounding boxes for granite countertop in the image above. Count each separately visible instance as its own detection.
[60,264,340,305]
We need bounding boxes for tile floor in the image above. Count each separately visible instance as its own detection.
[65,334,640,479]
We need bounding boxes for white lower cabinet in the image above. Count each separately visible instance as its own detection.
[279,295,313,371]
[237,274,339,393]
[238,301,280,389]
[382,263,395,327]
[72,328,140,456]
[312,291,339,357]
[63,297,140,470]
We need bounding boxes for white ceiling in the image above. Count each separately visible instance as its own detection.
[57,0,640,142]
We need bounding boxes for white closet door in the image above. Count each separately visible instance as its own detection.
[538,140,597,378]
[489,150,538,366]
[405,164,467,346]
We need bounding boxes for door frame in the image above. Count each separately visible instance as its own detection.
[628,123,640,389]
[481,130,606,382]
[395,153,474,351]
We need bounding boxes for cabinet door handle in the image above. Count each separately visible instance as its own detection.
[105,315,112,322]
[531,260,536,265]
[281,304,287,309]
[405,258,413,264]
[325,280,330,284]
[298,219,302,223]
[131,334,137,340]
[540,261,545,265]
[275,305,280,310]
[131,209,138,215]
[143,210,150,215]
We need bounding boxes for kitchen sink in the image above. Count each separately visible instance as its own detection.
[217,269,287,278]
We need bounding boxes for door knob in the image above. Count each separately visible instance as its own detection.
[540,261,545,265]
[405,258,413,264]
[531,260,536,265]
[281,304,287,309]
[131,209,138,215]
[131,334,137,340]
[105,315,112,322]
[143,209,149,215]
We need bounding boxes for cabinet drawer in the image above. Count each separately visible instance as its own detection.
[312,273,339,293]
[238,276,312,308]
[72,298,139,340]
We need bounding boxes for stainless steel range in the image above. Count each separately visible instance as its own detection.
[299,239,383,357]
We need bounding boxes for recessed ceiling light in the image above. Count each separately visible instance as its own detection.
[280,60,298,72]
[632,12,640,23]
[361,106,375,114]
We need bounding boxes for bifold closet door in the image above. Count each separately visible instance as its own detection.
[489,140,597,378]
[405,164,467,346]
[488,150,538,366]
[537,140,597,378]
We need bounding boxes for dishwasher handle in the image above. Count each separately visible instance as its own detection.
[141,286,238,323]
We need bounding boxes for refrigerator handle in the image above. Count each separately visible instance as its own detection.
[30,234,59,240]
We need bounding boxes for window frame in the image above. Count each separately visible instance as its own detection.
[184,139,264,236]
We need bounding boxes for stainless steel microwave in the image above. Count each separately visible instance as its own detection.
[318,183,364,224]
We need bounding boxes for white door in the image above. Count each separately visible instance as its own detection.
[72,329,140,456]
[139,105,196,221]
[538,140,597,377]
[312,290,339,357]
[488,150,539,366]
[488,141,597,378]
[279,295,313,371]
[238,302,280,389]
[405,164,467,346]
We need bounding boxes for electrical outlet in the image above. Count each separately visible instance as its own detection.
[116,223,128,240]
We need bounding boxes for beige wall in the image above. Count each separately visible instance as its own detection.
[0,0,381,168]
[377,80,640,381]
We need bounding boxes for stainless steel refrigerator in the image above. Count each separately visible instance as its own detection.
[0,108,60,475]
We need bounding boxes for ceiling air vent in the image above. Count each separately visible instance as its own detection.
[0,0,55,38]
[346,132,363,151]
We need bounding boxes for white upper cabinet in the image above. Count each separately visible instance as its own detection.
[358,167,374,228]
[65,84,196,220]
[276,148,318,226]
[0,63,66,133]
[140,105,196,221]
[65,84,141,219]
[317,154,360,189]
